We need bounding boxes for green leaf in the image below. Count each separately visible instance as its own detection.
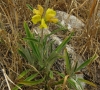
[26,4,33,11]
[75,54,98,72]
[18,46,33,64]
[16,69,30,80]
[57,22,68,29]
[49,71,54,79]
[63,49,71,74]
[25,73,38,81]
[67,78,83,90]
[55,32,74,53]
[78,78,97,87]
[54,79,64,85]
[18,49,27,60]
[13,73,38,90]
[18,78,44,86]
[46,52,59,71]
[12,84,22,90]
[23,22,42,66]
[73,61,78,72]
[24,21,32,38]
[46,32,74,71]
[24,37,39,42]
[54,71,65,78]
[45,27,67,39]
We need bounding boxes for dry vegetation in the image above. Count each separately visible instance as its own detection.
[0,0,100,90]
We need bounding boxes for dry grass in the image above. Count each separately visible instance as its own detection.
[0,0,100,90]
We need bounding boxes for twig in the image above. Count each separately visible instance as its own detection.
[2,69,22,90]
[2,69,11,90]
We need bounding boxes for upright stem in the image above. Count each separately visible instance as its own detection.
[44,0,49,11]
[41,28,44,40]
[40,28,44,62]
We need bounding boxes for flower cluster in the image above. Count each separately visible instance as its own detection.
[31,5,58,28]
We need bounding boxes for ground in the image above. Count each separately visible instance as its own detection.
[0,0,100,90]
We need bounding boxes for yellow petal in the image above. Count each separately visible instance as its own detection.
[45,8,56,20]
[31,15,41,24]
[49,18,58,23]
[33,9,40,15]
[38,5,43,15]
[45,8,58,23]
[45,14,54,21]
[33,5,43,16]
[45,14,58,23]
[46,8,56,16]
[40,18,47,28]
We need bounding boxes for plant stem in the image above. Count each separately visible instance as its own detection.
[41,28,44,62]
[44,0,49,11]
[41,28,44,40]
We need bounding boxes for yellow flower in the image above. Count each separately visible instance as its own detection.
[33,5,43,16]
[31,5,43,24]
[31,5,58,28]
[45,8,58,23]
[31,15,41,24]
[40,18,47,28]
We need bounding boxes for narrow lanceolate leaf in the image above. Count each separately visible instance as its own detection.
[18,49,27,60]
[55,32,74,53]
[18,46,33,64]
[67,78,83,90]
[24,21,32,38]
[12,73,38,90]
[78,78,97,87]
[75,54,98,72]
[45,27,67,38]
[16,69,30,80]
[46,52,59,71]
[49,71,54,79]
[63,49,71,74]
[18,78,44,86]
[55,71,65,78]
[73,61,78,72]
[12,84,22,90]
[23,22,42,64]
[26,4,33,11]
[24,37,39,43]
[57,22,68,29]
[25,73,38,81]
[54,79,64,85]
[46,32,74,70]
